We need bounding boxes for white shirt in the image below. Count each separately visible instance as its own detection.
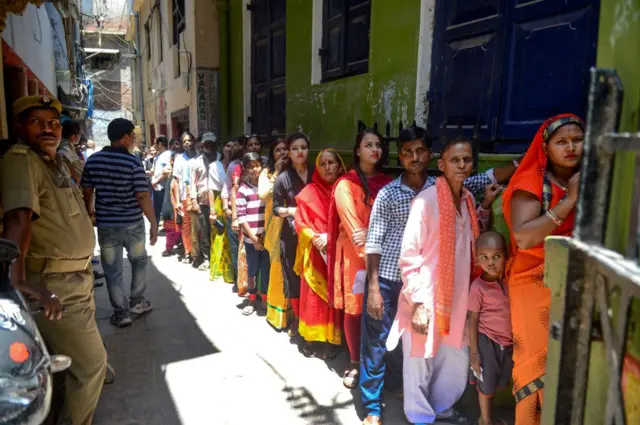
[152,150,172,191]
[172,153,192,201]
[208,160,227,192]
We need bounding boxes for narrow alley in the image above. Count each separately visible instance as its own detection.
[92,234,405,425]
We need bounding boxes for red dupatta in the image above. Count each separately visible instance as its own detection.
[294,149,346,301]
[326,169,392,307]
[502,113,583,256]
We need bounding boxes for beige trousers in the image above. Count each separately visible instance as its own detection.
[30,269,107,425]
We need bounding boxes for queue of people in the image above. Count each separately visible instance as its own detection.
[0,93,584,425]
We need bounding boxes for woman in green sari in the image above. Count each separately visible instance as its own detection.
[209,140,238,283]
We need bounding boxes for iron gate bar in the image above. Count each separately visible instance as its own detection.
[544,67,640,425]
[574,69,623,246]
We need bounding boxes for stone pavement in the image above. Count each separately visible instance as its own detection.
[91,232,514,425]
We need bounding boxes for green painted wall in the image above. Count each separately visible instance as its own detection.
[286,0,422,153]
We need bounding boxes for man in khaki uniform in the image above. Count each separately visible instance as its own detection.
[58,119,85,183]
[0,95,107,425]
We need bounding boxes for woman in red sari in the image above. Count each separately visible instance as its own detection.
[294,149,346,358]
[327,129,393,388]
[502,114,584,425]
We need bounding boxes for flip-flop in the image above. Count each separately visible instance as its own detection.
[435,410,471,425]
[343,367,359,389]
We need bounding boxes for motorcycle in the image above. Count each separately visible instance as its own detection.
[0,239,71,425]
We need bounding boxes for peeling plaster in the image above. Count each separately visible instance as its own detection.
[610,0,640,48]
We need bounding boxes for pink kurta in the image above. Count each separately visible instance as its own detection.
[387,185,488,358]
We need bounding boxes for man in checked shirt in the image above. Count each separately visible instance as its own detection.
[359,126,520,425]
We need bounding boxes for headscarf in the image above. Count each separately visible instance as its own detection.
[293,149,346,301]
[502,113,584,255]
[326,168,393,307]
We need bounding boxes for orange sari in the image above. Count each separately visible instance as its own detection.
[502,113,583,425]
[293,149,345,345]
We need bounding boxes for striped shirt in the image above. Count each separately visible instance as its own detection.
[236,181,265,244]
[81,146,148,227]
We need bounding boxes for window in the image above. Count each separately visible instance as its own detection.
[145,22,151,61]
[172,0,185,46]
[320,0,371,82]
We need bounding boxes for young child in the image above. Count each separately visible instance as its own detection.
[468,231,513,425]
[236,152,270,316]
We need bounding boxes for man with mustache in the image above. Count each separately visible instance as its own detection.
[189,132,218,270]
[360,126,517,425]
[0,95,107,425]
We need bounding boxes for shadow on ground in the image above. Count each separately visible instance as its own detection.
[93,257,219,425]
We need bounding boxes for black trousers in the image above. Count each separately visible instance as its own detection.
[197,204,211,261]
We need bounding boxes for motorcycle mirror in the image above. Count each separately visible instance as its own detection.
[50,354,72,373]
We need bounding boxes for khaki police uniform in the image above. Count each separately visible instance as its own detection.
[58,138,85,181]
[0,142,107,425]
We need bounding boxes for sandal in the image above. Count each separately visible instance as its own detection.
[362,416,382,425]
[242,304,256,316]
[436,409,471,425]
[287,322,299,337]
[343,363,359,389]
[317,345,339,360]
[301,343,315,358]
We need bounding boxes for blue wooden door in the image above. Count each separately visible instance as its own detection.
[428,0,600,153]
[427,0,506,143]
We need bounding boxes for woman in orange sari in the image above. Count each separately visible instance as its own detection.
[502,114,584,425]
[294,149,346,358]
[327,129,393,388]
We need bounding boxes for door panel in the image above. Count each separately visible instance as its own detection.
[427,0,505,142]
[498,2,599,140]
[251,0,286,135]
[428,0,600,152]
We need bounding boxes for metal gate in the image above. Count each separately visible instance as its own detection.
[543,68,640,425]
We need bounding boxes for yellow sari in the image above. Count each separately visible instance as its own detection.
[209,192,235,283]
[259,169,290,330]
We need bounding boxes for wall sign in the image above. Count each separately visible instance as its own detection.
[196,68,219,135]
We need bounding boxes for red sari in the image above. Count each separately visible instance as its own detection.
[293,149,345,345]
[502,113,582,425]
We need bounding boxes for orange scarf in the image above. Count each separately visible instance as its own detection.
[435,176,480,336]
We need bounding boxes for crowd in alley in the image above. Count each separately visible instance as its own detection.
[0,94,585,425]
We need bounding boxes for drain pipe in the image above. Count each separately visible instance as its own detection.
[134,12,147,147]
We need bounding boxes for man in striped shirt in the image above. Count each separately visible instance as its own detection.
[81,118,157,327]
[236,152,270,316]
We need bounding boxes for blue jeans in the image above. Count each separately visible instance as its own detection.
[245,242,270,295]
[152,189,164,226]
[98,221,148,317]
[360,276,404,417]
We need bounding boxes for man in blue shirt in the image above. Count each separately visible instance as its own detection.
[81,118,158,327]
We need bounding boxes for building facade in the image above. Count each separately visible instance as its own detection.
[0,0,85,140]
[80,0,135,147]
[132,0,221,143]
[216,0,601,159]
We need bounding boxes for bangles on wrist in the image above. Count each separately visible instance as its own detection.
[545,210,564,226]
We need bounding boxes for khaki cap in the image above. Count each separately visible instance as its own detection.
[12,95,62,117]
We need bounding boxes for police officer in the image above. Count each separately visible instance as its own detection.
[0,95,107,425]
[58,118,85,183]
